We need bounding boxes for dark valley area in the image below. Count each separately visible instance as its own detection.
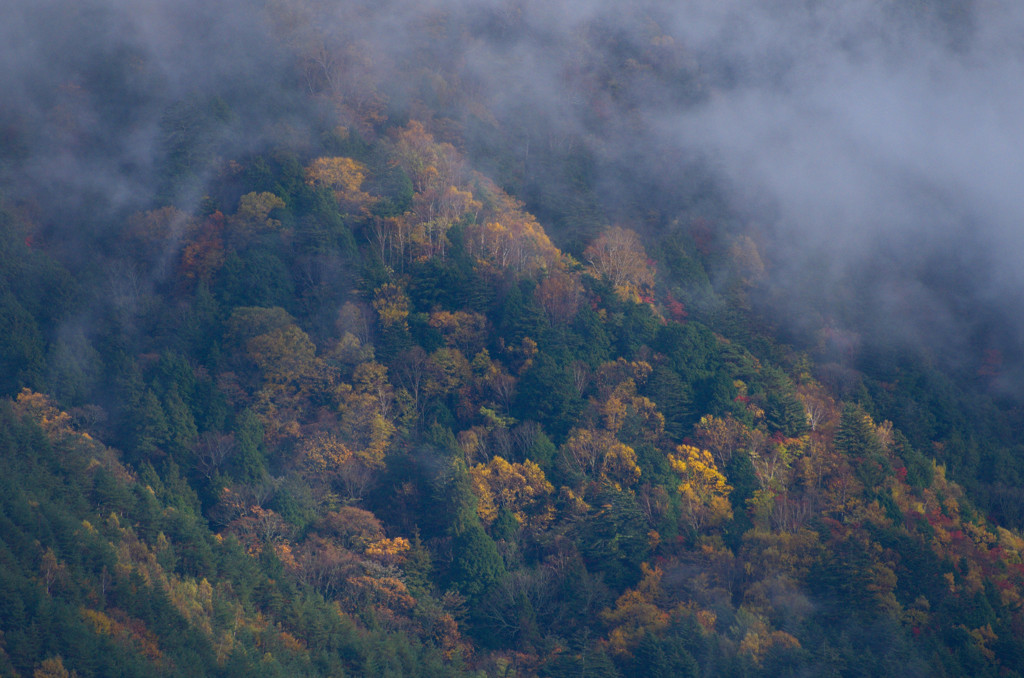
[3,0,1024,676]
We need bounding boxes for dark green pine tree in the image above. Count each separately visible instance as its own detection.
[759,366,809,437]
[629,631,700,678]
[232,409,267,484]
[498,279,546,344]
[163,388,198,461]
[513,352,584,443]
[643,367,694,441]
[569,304,612,368]
[132,389,170,458]
[441,460,506,601]
[834,404,884,459]
[0,288,44,394]
[764,391,809,438]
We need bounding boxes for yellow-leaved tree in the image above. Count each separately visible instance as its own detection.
[469,456,554,529]
[669,444,733,530]
[228,191,286,239]
[410,184,480,261]
[600,442,642,489]
[464,183,561,273]
[305,156,376,214]
[372,283,410,331]
[559,427,642,489]
[584,226,654,302]
[225,306,334,443]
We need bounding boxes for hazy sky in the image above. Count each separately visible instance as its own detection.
[660,0,1024,378]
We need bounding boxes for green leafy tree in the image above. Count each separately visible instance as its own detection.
[217,249,295,309]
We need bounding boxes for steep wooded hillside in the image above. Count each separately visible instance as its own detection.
[2,1,1024,676]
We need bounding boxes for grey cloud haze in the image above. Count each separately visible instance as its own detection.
[658,0,1024,381]
[4,0,1024,386]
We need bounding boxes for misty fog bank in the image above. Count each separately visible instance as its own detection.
[4,0,1024,390]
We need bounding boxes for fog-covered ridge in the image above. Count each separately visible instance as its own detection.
[4,0,1024,386]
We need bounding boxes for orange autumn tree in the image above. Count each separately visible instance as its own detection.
[428,310,488,356]
[298,423,390,506]
[299,361,396,504]
[294,507,409,601]
[178,210,226,285]
[535,270,585,325]
[601,563,670,655]
[125,206,193,263]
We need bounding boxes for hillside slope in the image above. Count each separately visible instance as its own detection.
[2,1,1024,676]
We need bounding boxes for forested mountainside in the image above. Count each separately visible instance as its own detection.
[3,1,1024,676]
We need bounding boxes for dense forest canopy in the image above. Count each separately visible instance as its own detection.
[2,0,1024,676]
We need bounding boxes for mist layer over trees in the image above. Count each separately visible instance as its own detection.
[6,0,1024,386]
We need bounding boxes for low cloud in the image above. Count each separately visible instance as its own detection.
[5,0,1024,387]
